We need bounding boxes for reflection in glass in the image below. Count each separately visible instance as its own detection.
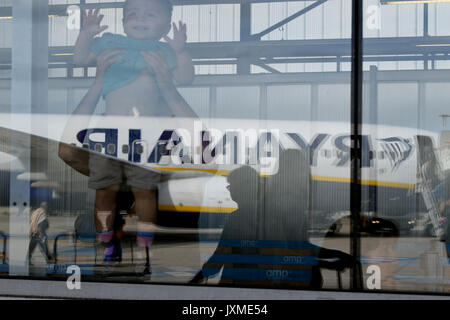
[361,0,450,294]
[0,0,370,294]
[192,150,355,288]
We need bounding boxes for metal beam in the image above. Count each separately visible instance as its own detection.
[2,69,449,90]
[350,0,363,291]
[2,36,449,66]
[252,0,327,40]
[367,65,378,215]
[237,3,252,74]
[369,65,378,124]
[9,0,48,277]
[1,53,448,72]
[253,62,282,74]
[0,0,319,18]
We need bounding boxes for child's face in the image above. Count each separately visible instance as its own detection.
[123,0,171,40]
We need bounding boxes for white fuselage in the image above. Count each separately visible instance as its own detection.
[0,114,440,215]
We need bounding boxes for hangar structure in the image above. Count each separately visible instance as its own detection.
[0,0,450,127]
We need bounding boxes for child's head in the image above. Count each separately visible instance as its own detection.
[122,0,173,40]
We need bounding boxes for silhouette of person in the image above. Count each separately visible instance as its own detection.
[191,149,354,288]
[28,202,53,263]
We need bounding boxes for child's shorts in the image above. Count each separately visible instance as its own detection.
[88,153,161,190]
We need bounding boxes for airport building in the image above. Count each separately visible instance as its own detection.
[0,0,450,299]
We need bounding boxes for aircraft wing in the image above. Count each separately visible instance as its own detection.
[0,126,211,186]
[0,126,59,161]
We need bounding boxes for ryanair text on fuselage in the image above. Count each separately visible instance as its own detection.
[75,125,414,172]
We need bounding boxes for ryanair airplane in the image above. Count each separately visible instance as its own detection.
[0,113,448,237]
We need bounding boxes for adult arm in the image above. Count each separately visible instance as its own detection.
[59,50,122,174]
[73,9,108,66]
[141,50,198,118]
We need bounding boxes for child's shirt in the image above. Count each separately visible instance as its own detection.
[90,33,178,97]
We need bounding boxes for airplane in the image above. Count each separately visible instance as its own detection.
[0,113,448,238]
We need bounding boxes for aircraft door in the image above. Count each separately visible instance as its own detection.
[415,135,446,239]
[131,139,148,165]
[439,131,450,173]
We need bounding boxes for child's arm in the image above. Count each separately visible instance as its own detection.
[73,9,108,66]
[172,49,195,85]
[141,50,197,118]
[164,22,195,85]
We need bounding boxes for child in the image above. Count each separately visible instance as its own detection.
[72,0,197,274]
[74,0,196,116]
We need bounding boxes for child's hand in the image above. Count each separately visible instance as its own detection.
[163,21,187,54]
[81,8,108,38]
[140,51,173,88]
[95,49,123,79]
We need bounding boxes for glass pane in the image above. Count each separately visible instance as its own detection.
[3,0,357,294]
[361,0,450,293]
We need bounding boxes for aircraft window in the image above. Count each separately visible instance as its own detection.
[136,144,144,155]
[122,144,129,154]
[107,144,116,155]
[94,143,102,153]
[158,144,168,155]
